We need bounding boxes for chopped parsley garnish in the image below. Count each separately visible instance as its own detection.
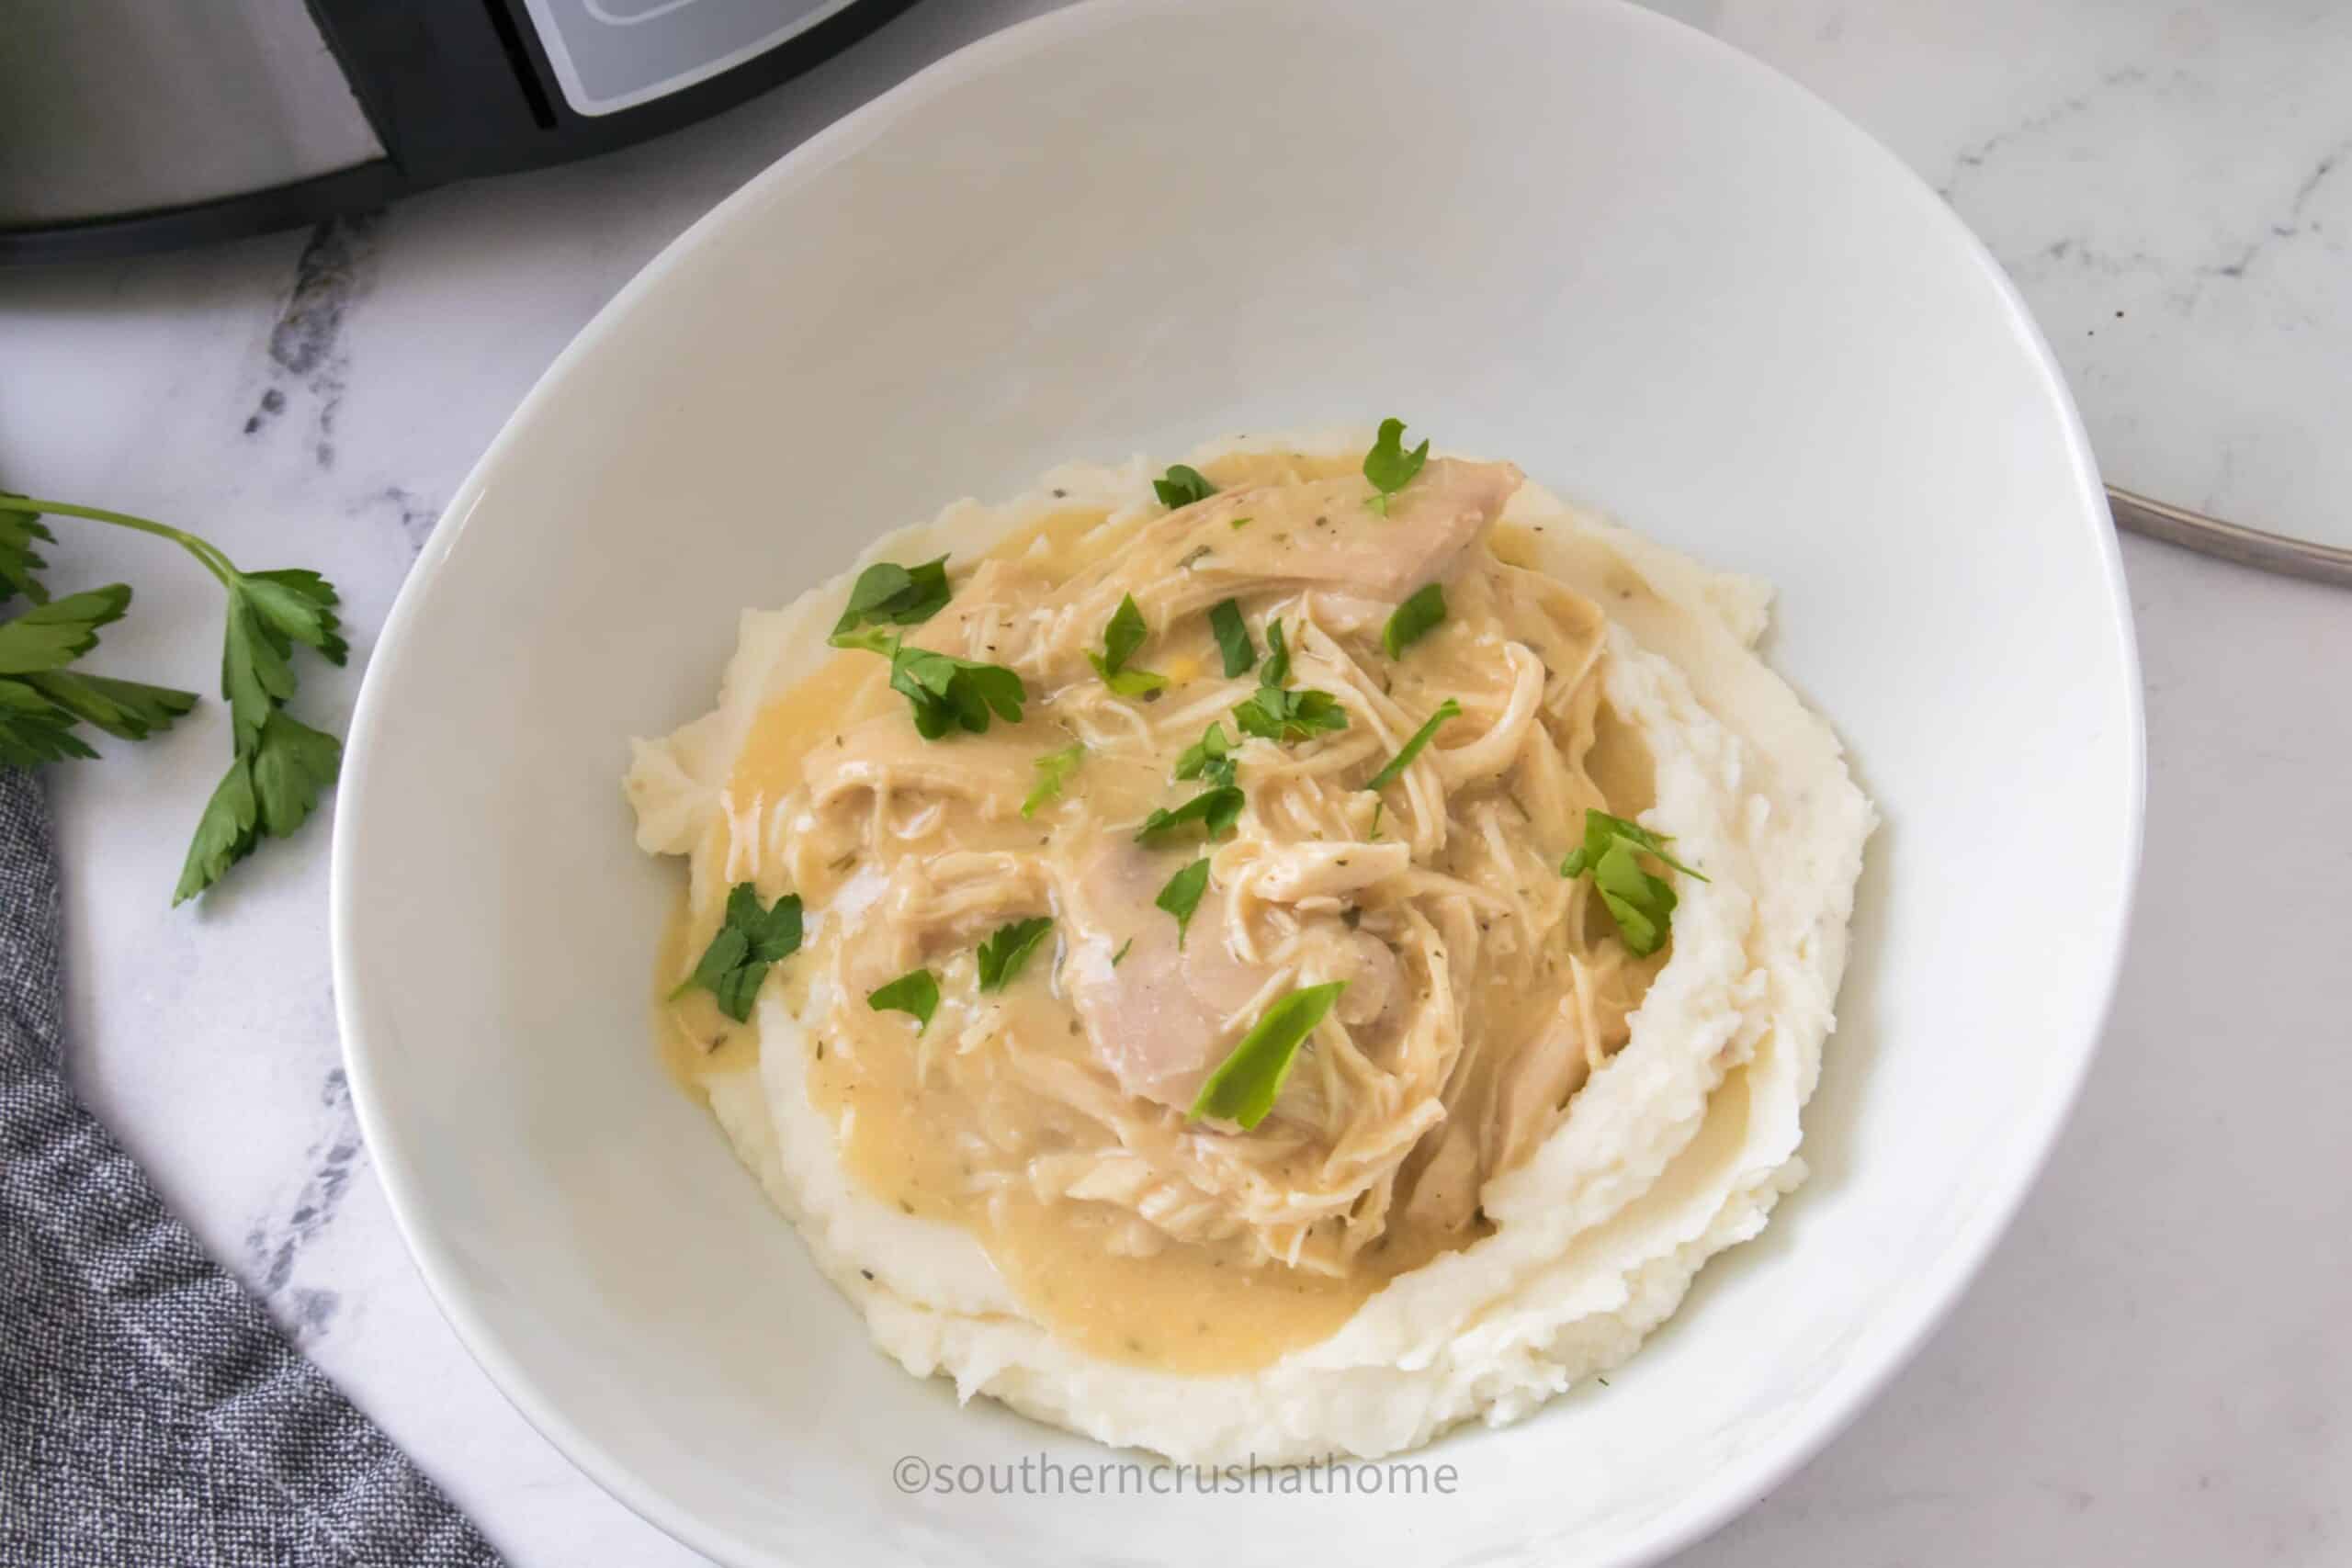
[1173,721,1235,788]
[1136,784,1245,844]
[1112,937,1134,966]
[1363,417,1430,515]
[1383,581,1446,659]
[1153,464,1216,509]
[1155,859,1211,945]
[1086,592,1168,697]
[886,642,1026,738]
[1229,617,1348,744]
[1208,598,1254,677]
[1258,617,1292,687]
[977,917,1054,992]
[1365,698,1461,793]
[866,967,941,1032]
[1189,980,1349,1129]
[1233,685,1349,743]
[1229,515,1253,530]
[1023,741,1084,817]
[672,882,804,1022]
[1559,809,1708,957]
[829,556,950,649]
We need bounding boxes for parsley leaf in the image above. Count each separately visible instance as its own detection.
[1363,418,1430,514]
[1258,618,1292,688]
[1233,685,1348,744]
[249,708,342,839]
[1383,582,1446,659]
[977,916,1054,992]
[221,571,346,750]
[1136,784,1245,844]
[0,590,196,765]
[1208,598,1254,677]
[175,755,259,901]
[831,556,950,648]
[1189,980,1349,1129]
[888,643,1026,738]
[1023,741,1084,818]
[1365,698,1461,793]
[0,505,55,607]
[1173,721,1235,787]
[672,881,805,1022]
[1560,808,1707,881]
[1112,937,1134,965]
[21,670,197,742]
[0,679,97,765]
[1559,809,1707,958]
[171,713,345,905]
[1155,859,1211,945]
[0,585,131,674]
[1087,592,1168,697]
[1153,465,1216,509]
[867,968,941,1032]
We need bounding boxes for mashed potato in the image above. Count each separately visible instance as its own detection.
[626,429,1873,1462]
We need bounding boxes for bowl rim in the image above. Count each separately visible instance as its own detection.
[330,1,2146,1562]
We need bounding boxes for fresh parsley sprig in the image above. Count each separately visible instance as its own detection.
[1560,808,1707,957]
[1189,980,1348,1129]
[1087,592,1168,698]
[1363,418,1430,515]
[1,493,347,905]
[673,881,805,1021]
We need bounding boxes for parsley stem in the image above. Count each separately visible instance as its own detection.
[11,498,242,586]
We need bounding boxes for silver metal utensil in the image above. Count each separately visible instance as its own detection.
[2109,487,2352,588]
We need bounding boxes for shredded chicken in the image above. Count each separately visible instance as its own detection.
[714,451,1660,1283]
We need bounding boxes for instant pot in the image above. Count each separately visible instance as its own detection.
[0,0,922,265]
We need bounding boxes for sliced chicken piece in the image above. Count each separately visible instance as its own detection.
[1485,995,1593,1176]
[1057,832,1251,1108]
[802,711,1036,819]
[1055,829,1402,1110]
[1399,1119,1483,1232]
[1184,457,1523,603]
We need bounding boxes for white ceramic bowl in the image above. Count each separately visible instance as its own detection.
[333,2,2143,1562]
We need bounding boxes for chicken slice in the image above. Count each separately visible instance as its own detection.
[1185,457,1523,603]
[1055,829,1400,1111]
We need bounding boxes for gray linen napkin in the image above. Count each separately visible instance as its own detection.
[0,766,502,1565]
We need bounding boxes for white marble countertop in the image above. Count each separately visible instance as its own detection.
[5,2,2346,1562]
